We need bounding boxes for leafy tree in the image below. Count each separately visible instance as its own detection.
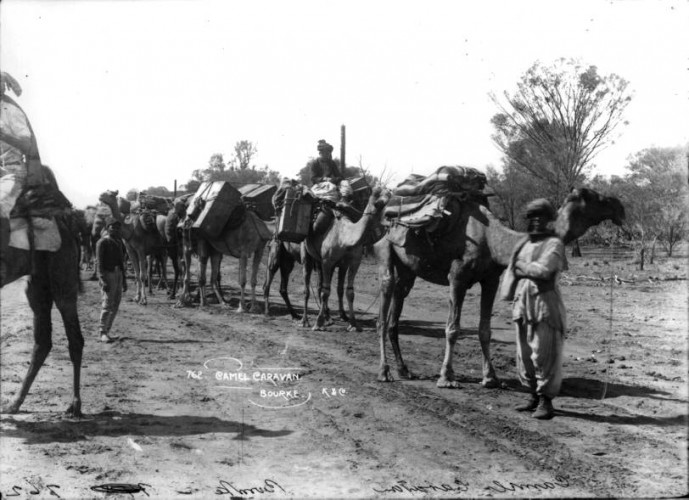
[486,163,550,231]
[183,141,281,190]
[490,59,632,204]
[296,158,361,186]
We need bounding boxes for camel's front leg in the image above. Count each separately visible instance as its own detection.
[337,265,348,322]
[314,262,334,330]
[262,240,279,316]
[388,267,416,379]
[209,252,228,306]
[198,251,210,307]
[176,240,194,307]
[344,259,364,332]
[438,259,469,389]
[301,255,314,328]
[137,252,148,305]
[478,273,502,388]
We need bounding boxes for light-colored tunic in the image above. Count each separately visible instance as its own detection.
[512,236,566,399]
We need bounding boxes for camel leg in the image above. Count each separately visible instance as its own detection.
[479,273,502,388]
[437,259,470,389]
[344,259,364,332]
[337,265,348,322]
[301,254,314,328]
[2,275,54,414]
[197,241,210,307]
[237,253,248,312]
[137,250,148,305]
[168,247,180,299]
[388,266,416,379]
[176,237,194,307]
[209,251,227,306]
[376,241,396,382]
[314,261,334,330]
[248,245,265,313]
[54,282,84,417]
[263,240,280,316]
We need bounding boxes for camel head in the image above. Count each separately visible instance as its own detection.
[368,186,392,213]
[98,190,119,207]
[555,187,625,244]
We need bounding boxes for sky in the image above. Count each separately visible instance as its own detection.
[2,0,688,209]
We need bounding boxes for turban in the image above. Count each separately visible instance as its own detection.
[317,139,333,154]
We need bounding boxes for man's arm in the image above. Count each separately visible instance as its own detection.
[515,238,565,280]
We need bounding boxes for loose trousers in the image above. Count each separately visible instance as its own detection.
[99,269,123,335]
[515,319,564,399]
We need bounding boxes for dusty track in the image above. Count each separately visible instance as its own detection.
[1,250,687,498]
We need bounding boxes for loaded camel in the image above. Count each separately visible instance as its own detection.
[263,186,385,326]
[0,168,84,416]
[302,186,391,331]
[177,200,272,312]
[98,190,166,305]
[376,187,625,387]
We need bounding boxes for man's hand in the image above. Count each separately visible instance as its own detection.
[99,278,110,293]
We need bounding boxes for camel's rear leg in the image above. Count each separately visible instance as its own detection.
[245,245,266,312]
[2,277,57,414]
[301,255,314,328]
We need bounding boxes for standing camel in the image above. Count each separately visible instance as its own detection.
[376,187,625,387]
[155,194,191,299]
[177,206,272,312]
[98,190,164,305]
[1,194,84,416]
[303,186,391,331]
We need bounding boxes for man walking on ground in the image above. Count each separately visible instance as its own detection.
[96,217,127,343]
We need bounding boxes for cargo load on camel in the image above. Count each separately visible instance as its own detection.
[184,181,244,239]
[383,166,488,246]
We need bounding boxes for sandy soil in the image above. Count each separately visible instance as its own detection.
[1,246,687,499]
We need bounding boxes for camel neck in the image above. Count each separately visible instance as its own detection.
[481,206,528,267]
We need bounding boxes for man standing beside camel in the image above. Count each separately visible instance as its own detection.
[96,217,127,343]
[504,199,567,420]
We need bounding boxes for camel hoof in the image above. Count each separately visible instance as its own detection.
[377,366,394,382]
[437,378,461,389]
[65,402,83,419]
[346,324,361,332]
[0,401,20,414]
[300,320,311,328]
[481,378,502,389]
[398,366,413,380]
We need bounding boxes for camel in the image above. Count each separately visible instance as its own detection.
[0,180,84,417]
[376,187,625,387]
[177,204,272,312]
[302,186,391,331]
[98,190,165,305]
[154,194,191,299]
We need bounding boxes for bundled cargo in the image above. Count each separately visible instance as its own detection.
[240,184,278,221]
[137,192,172,213]
[186,181,242,239]
[277,186,313,243]
[393,166,487,197]
[346,175,372,208]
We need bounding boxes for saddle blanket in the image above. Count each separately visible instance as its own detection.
[9,216,61,252]
[383,194,448,228]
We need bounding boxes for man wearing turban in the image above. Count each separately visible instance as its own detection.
[503,199,566,420]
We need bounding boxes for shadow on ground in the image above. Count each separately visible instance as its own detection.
[1,411,292,444]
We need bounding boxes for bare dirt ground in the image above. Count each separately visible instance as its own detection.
[1,244,687,499]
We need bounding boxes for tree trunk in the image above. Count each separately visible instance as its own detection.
[649,235,658,264]
[570,239,582,258]
[637,245,645,271]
